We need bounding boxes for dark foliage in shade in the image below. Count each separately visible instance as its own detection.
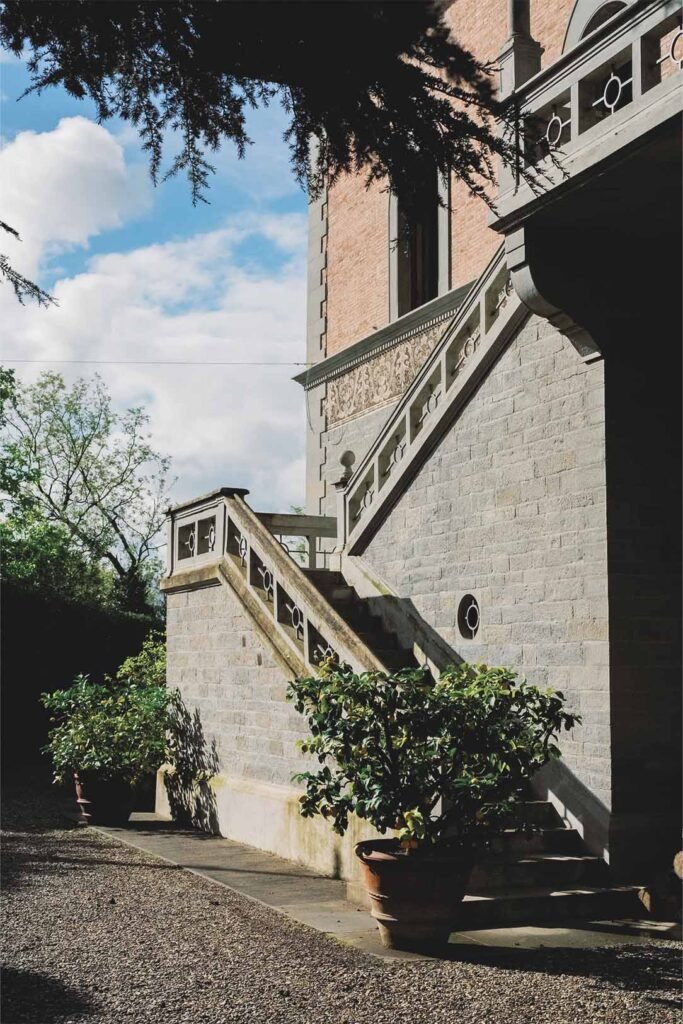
[0,1,525,210]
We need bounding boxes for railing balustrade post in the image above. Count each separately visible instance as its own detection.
[165,512,175,577]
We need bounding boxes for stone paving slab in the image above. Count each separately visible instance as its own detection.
[94,813,681,963]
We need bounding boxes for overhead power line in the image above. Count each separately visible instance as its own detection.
[1,358,314,367]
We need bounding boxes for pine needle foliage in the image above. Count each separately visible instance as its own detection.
[0,1,527,210]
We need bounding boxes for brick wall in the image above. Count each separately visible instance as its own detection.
[530,0,576,65]
[166,584,307,788]
[445,0,508,289]
[325,176,389,355]
[323,0,591,357]
[361,314,612,807]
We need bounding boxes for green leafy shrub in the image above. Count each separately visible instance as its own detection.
[42,634,171,785]
[288,661,579,848]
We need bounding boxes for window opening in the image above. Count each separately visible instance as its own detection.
[396,172,439,316]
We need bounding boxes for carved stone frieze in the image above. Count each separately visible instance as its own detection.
[326,320,449,426]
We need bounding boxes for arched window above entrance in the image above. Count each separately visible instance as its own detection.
[563,0,629,53]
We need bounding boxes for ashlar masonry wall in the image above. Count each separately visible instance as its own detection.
[318,403,398,520]
[165,580,383,881]
[361,315,612,822]
[166,584,304,789]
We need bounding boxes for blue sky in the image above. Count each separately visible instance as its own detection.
[0,51,309,510]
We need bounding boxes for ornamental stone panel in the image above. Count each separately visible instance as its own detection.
[326,320,446,427]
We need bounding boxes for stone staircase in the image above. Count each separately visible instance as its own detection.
[345,793,642,928]
[303,569,423,672]
[163,490,645,929]
[457,799,642,929]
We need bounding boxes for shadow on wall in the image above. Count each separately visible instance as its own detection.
[534,757,610,860]
[365,594,464,673]
[164,697,220,834]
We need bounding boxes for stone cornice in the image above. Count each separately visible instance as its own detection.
[294,280,473,391]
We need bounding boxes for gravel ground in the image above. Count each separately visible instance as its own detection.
[2,777,681,1024]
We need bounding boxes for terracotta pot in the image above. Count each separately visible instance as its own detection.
[73,772,134,826]
[355,839,473,951]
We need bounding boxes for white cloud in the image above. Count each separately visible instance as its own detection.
[0,114,308,513]
[2,215,308,512]
[0,115,150,276]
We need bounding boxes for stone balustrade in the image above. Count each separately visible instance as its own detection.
[162,488,384,676]
[340,246,527,553]
[493,0,682,230]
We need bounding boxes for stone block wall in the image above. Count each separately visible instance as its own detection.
[360,314,612,810]
[601,265,682,861]
[165,579,386,882]
[166,583,306,788]
[318,403,397,519]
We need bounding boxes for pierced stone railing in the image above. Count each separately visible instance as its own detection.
[162,488,385,676]
[494,0,681,229]
[339,246,527,553]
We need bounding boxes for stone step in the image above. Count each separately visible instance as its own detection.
[369,646,423,671]
[470,853,608,891]
[504,801,562,828]
[323,585,358,603]
[456,884,644,930]
[492,827,584,856]
[302,568,417,671]
[304,568,344,586]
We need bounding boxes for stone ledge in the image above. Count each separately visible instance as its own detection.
[160,563,223,593]
[295,281,472,391]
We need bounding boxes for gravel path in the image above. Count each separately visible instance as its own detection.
[2,779,681,1024]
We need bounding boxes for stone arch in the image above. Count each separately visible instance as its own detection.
[563,0,629,53]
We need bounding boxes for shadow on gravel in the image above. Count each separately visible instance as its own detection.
[2,833,182,892]
[1,966,95,1022]
[443,942,682,1006]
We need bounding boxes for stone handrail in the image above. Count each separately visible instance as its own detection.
[339,245,528,554]
[493,0,681,229]
[255,511,336,569]
[162,488,385,676]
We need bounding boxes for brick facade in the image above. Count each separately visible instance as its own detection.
[529,0,576,66]
[324,0,580,360]
[325,176,389,356]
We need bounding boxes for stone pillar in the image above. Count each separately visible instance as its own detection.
[304,136,329,516]
[498,0,543,99]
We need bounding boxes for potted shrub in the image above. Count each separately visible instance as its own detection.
[42,635,172,825]
[288,660,579,951]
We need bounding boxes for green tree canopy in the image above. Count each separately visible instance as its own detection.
[0,370,171,614]
[0,516,119,608]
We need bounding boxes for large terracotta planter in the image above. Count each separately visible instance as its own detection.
[73,772,134,826]
[355,839,473,951]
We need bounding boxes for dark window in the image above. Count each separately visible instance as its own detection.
[396,173,439,316]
